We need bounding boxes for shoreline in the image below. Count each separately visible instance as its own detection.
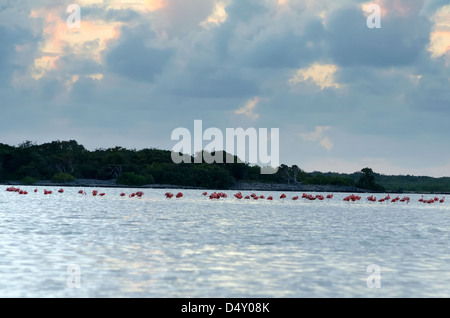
[0,179,368,193]
[1,179,201,190]
[2,179,449,194]
[230,182,366,193]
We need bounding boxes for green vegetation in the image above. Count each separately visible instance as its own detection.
[116,172,153,186]
[300,172,356,187]
[22,176,38,185]
[375,174,450,193]
[355,168,385,192]
[0,140,449,192]
[52,172,76,183]
[0,140,257,189]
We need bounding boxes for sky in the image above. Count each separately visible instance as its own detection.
[1,0,450,177]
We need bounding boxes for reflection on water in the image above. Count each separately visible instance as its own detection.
[0,186,449,297]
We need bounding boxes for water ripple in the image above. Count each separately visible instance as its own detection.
[0,187,449,297]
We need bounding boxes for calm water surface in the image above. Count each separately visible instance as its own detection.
[0,186,449,297]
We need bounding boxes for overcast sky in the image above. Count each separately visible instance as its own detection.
[1,0,449,177]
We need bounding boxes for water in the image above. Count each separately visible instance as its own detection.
[0,186,449,298]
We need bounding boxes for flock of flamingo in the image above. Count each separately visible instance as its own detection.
[4,186,446,204]
[226,192,333,201]
[5,186,145,198]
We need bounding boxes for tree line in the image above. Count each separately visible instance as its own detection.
[0,140,448,192]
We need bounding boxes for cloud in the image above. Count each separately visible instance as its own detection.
[319,137,334,151]
[98,0,166,12]
[326,4,431,67]
[28,4,121,81]
[224,1,327,70]
[0,26,24,84]
[428,4,450,63]
[300,126,333,151]
[289,63,340,89]
[200,1,229,29]
[1,0,450,178]
[105,26,173,83]
[235,97,260,120]
[155,0,217,37]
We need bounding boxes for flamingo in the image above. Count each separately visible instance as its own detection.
[344,194,360,202]
[120,193,126,197]
[292,196,299,200]
[202,192,207,196]
[440,197,445,203]
[326,194,333,199]
[400,196,410,203]
[92,190,98,196]
[209,192,219,199]
[58,188,64,193]
[280,194,286,199]
[176,192,183,198]
[99,193,105,196]
[267,196,273,200]
[419,195,424,202]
